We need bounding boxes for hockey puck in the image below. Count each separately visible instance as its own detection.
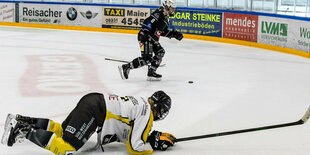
[188,81,193,84]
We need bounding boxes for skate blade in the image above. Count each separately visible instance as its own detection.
[4,114,15,131]
[1,114,16,145]
[118,66,126,80]
[147,77,162,81]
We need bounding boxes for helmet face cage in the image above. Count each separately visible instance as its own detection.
[155,100,170,120]
[151,91,171,121]
[163,0,177,16]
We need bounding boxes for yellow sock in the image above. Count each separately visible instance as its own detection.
[47,120,63,137]
[45,134,76,155]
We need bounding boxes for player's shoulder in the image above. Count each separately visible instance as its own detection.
[134,97,151,117]
[151,8,166,20]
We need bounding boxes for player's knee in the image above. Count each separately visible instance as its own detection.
[142,55,153,64]
[154,49,165,60]
[45,134,76,155]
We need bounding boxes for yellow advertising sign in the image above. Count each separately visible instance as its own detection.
[102,7,150,29]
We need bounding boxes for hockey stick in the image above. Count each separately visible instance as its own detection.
[175,106,310,143]
[105,58,129,63]
[105,57,166,67]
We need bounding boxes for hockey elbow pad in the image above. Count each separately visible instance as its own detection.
[148,130,176,151]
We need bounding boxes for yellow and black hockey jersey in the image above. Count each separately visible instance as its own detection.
[101,94,154,154]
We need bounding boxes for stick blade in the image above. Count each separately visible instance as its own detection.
[301,106,310,123]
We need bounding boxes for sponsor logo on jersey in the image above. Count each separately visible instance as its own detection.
[75,117,95,140]
[80,10,98,19]
[155,31,162,37]
[104,8,125,16]
[67,7,77,21]
[128,96,138,106]
[146,22,152,30]
[141,102,148,116]
[109,94,119,101]
[65,126,76,134]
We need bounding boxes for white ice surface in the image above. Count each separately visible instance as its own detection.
[0,26,310,155]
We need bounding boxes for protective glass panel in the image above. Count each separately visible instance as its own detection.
[217,0,232,9]
[232,0,246,10]
[252,0,274,12]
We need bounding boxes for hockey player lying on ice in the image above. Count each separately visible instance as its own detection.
[1,91,175,154]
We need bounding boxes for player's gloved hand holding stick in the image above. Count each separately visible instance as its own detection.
[148,130,176,151]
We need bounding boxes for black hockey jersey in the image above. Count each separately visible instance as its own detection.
[139,8,174,42]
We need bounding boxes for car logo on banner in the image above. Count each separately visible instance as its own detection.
[67,7,77,21]
[80,11,98,19]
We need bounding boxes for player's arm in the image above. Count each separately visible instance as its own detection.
[162,28,183,41]
[126,102,154,154]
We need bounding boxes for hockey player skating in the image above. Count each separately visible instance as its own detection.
[1,91,176,154]
[119,0,183,81]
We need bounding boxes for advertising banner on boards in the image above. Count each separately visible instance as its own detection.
[0,3,14,22]
[258,16,289,48]
[19,3,102,27]
[288,20,310,52]
[223,13,258,42]
[169,9,222,37]
[102,6,150,30]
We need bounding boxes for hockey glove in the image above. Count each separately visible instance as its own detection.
[148,130,176,151]
[171,30,183,41]
[102,134,119,145]
[138,30,150,42]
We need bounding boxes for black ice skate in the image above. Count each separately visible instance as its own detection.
[147,69,162,81]
[118,64,130,80]
[16,114,35,124]
[1,114,16,145]
[1,114,31,147]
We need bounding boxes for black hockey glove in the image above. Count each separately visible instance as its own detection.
[138,30,150,42]
[171,30,183,41]
[147,130,176,151]
[102,134,119,145]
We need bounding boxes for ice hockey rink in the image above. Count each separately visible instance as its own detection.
[0,25,310,155]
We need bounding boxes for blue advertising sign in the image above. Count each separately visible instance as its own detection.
[169,9,223,37]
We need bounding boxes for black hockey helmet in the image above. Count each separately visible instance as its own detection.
[162,0,177,16]
[149,90,171,121]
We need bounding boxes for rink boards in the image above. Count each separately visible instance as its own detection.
[0,1,310,58]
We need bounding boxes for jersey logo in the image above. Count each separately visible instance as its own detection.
[156,31,162,38]
[141,102,148,116]
[109,94,119,101]
[65,126,76,134]
[146,22,152,30]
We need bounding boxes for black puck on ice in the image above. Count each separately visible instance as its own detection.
[188,81,193,84]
